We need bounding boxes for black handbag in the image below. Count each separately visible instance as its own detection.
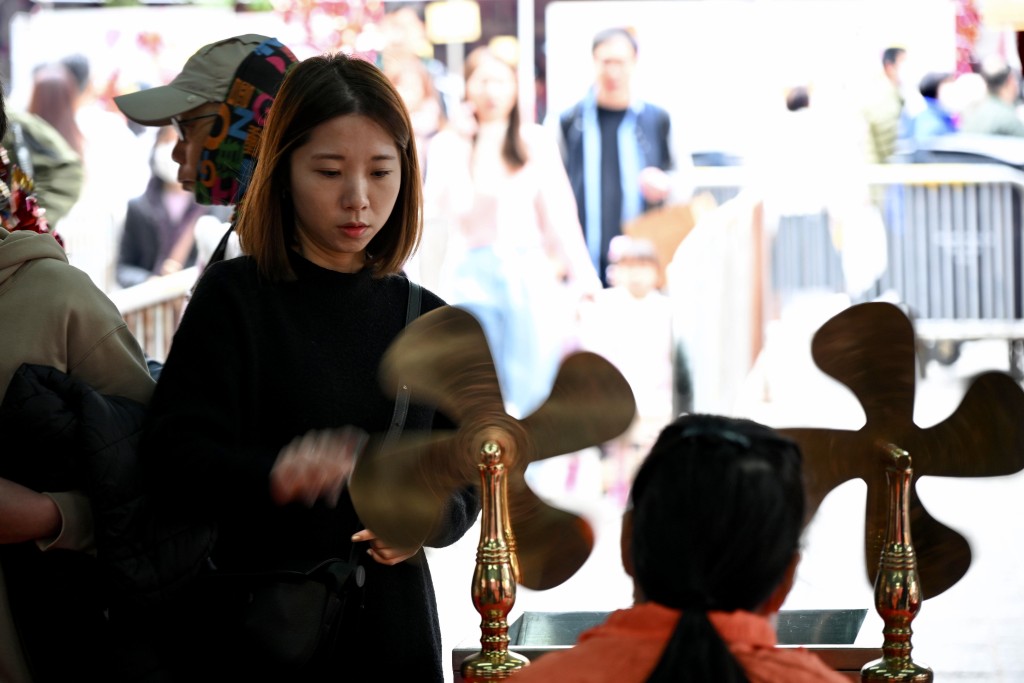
[196,555,364,667]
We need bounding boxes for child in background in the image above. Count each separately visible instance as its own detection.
[578,235,674,506]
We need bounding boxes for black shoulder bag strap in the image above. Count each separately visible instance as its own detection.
[383,280,422,449]
[208,221,235,267]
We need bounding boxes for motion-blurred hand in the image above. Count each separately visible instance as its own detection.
[270,426,368,507]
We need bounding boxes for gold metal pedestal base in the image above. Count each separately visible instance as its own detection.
[861,660,933,683]
[461,651,530,681]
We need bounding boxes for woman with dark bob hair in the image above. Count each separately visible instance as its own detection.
[512,413,847,683]
[236,53,424,280]
[135,53,479,681]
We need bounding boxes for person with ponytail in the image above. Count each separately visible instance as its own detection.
[512,413,848,683]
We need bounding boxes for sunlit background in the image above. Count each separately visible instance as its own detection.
[4,1,1024,681]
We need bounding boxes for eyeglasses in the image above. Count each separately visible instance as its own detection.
[170,112,220,143]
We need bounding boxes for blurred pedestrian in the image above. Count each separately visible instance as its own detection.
[381,47,445,179]
[424,45,601,418]
[552,27,693,286]
[30,59,147,291]
[578,235,673,505]
[1,109,84,228]
[907,71,958,144]
[116,125,228,287]
[27,64,83,159]
[861,46,909,163]
[959,56,1024,137]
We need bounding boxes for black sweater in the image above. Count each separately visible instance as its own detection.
[139,252,480,681]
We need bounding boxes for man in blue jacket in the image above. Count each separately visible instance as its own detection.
[553,27,692,286]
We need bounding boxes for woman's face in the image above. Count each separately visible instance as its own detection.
[465,55,517,123]
[288,113,402,273]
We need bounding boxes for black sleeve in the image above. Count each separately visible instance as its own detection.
[139,262,272,516]
[429,484,480,549]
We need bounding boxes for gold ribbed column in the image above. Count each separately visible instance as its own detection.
[460,439,529,681]
[861,444,933,683]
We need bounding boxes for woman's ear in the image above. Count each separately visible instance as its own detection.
[620,508,647,603]
[620,508,635,579]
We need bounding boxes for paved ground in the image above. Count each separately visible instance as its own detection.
[426,307,1024,683]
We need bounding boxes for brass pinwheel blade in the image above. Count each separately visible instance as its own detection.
[349,431,467,549]
[520,351,637,462]
[861,473,971,599]
[366,304,635,595]
[776,427,869,519]
[906,482,971,599]
[912,371,1024,478]
[811,302,916,423]
[507,472,594,590]
[890,370,1024,597]
[788,301,1024,599]
[379,306,506,425]
[779,425,970,596]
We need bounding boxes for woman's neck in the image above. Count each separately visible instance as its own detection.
[471,119,515,179]
[475,118,509,141]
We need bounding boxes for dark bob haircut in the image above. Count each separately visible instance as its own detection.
[235,53,422,281]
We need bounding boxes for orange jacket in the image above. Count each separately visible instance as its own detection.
[509,602,849,683]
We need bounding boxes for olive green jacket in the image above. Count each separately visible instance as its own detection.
[2,111,85,226]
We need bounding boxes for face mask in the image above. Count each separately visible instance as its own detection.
[152,141,180,185]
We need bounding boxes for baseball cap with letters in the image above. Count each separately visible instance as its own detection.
[115,34,275,126]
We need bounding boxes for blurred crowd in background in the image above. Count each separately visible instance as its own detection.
[4,0,1024,503]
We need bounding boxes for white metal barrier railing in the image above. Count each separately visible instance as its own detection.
[867,164,1024,338]
[108,266,197,363]
[109,163,1024,368]
[692,163,1024,338]
[691,162,1024,378]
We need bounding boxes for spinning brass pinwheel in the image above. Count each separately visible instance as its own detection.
[349,306,636,679]
[779,302,1024,599]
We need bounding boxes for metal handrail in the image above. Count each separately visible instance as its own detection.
[694,162,1024,336]
[690,162,1024,189]
[108,163,1024,364]
[109,266,197,363]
